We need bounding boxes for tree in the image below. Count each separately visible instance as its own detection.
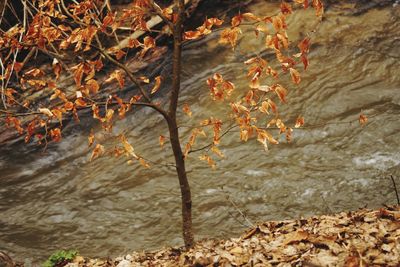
[0,0,324,249]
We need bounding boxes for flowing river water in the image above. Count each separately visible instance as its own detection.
[1,1,400,264]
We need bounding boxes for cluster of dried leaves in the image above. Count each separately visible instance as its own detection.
[66,205,399,267]
[0,0,328,168]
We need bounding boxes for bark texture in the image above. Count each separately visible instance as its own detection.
[168,0,194,249]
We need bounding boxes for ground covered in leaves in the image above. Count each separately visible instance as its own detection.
[63,206,400,267]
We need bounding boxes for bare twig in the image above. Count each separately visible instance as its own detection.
[390,175,400,205]
[219,186,255,228]
[189,123,237,154]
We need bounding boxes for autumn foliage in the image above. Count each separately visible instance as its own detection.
[0,0,325,248]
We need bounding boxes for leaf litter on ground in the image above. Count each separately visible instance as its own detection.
[66,205,399,267]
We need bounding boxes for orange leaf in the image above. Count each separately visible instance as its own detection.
[105,70,125,89]
[298,38,311,54]
[72,63,84,87]
[359,114,368,126]
[90,144,105,161]
[184,30,202,40]
[280,1,293,14]
[295,116,304,128]
[159,135,166,148]
[274,84,287,103]
[74,98,87,108]
[86,79,100,95]
[289,68,301,84]
[24,68,45,78]
[50,128,62,142]
[121,135,139,159]
[240,129,249,142]
[211,146,224,158]
[199,154,216,169]
[139,158,150,168]
[312,0,324,17]
[220,27,241,50]
[151,76,162,94]
[182,103,192,117]
[52,58,62,80]
[51,109,63,125]
[259,101,270,114]
[231,14,242,27]
[88,131,95,147]
[64,101,74,111]
[38,108,54,117]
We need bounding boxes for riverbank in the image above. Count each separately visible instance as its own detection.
[60,205,399,267]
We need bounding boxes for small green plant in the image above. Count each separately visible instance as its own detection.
[42,250,78,267]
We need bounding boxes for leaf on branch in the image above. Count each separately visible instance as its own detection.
[182,103,192,117]
[257,85,272,93]
[298,37,311,54]
[289,68,301,84]
[259,101,270,114]
[220,27,242,50]
[211,146,224,158]
[359,114,368,126]
[159,135,166,148]
[199,154,216,169]
[151,76,162,94]
[5,117,24,135]
[274,84,288,103]
[72,63,84,87]
[242,13,260,21]
[184,18,223,40]
[64,101,74,111]
[24,119,37,143]
[207,73,235,101]
[39,108,54,117]
[257,129,279,151]
[74,98,87,108]
[127,38,141,48]
[50,128,62,142]
[141,36,156,56]
[231,14,242,27]
[272,15,286,32]
[88,131,95,147]
[105,70,125,89]
[26,79,47,90]
[86,79,100,95]
[139,158,150,169]
[213,119,222,145]
[286,127,293,142]
[184,128,202,157]
[280,1,293,15]
[105,109,114,124]
[312,0,324,17]
[295,116,305,128]
[24,68,45,78]
[121,135,139,159]
[92,104,102,121]
[102,12,116,32]
[240,129,249,142]
[51,109,63,125]
[90,144,105,161]
[52,58,62,80]
[294,0,309,9]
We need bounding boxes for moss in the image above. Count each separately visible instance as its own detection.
[42,250,78,267]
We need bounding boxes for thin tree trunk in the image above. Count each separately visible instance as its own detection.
[168,0,194,248]
[168,119,194,248]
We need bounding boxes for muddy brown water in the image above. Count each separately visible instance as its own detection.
[1,2,400,265]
